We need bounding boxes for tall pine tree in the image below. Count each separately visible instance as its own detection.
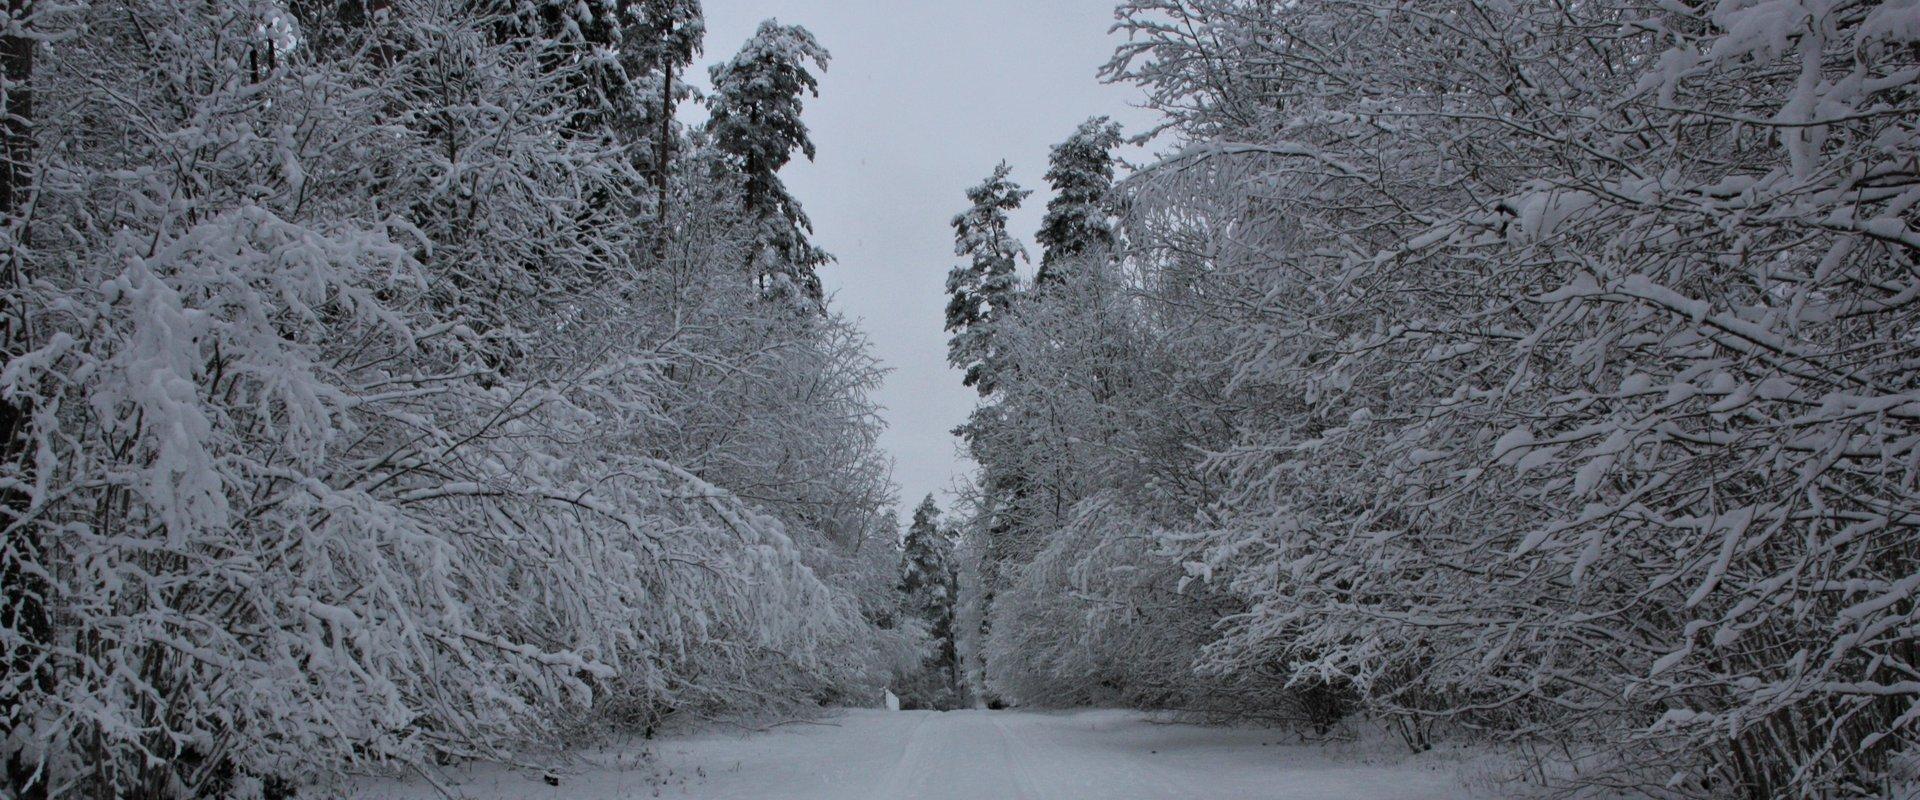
[1034,117,1122,287]
[943,166,1034,705]
[706,20,831,308]
[944,162,1030,396]
[626,0,704,255]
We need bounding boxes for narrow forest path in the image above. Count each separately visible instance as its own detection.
[360,709,1464,799]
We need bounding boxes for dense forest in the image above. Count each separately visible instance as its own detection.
[947,2,1919,798]
[0,0,1915,799]
[0,1,920,796]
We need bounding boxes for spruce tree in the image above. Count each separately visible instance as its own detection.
[1034,117,1122,286]
[945,162,1030,396]
[898,495,959,709]
[706,20,831,307]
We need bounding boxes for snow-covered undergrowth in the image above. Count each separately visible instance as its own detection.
[0,1,906,797]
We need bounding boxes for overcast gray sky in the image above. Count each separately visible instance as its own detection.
[692,1,1158,527]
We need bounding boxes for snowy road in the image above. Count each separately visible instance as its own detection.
[361,709,1462,799]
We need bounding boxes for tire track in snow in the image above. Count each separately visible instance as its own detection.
[981,713,1043,800]
[865,711,934,800]
[987,714,1051,798]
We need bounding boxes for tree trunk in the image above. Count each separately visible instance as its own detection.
[652,60,672,263]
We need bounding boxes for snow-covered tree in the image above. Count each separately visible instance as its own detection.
[1035,117,1122,287]
[942,2,1917,796]
[706,19,831,308]
[0,0,45,795]
[1099,0,1920,794]
[939,163,1048,706]
[945,162,1030,396]
[943,152,1246,714]
[896,495,960,709]
[622,0,704,253]
[0,1,895,796]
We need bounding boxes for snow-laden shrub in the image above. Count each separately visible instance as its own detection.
[987,495,1311,720]
[1112,0,1920,795]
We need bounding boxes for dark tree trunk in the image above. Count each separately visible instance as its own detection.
[653,60,672,263]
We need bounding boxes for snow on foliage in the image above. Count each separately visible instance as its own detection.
[1112,0,1920,795]
[706,19,832,308]
[0,1,897,797]
[894,495,962,710]
[945,162,1031,396]
[951,0,1918,797]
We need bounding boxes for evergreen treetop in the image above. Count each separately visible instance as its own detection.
[945,162,1031,395]
[1035,116,1122,286]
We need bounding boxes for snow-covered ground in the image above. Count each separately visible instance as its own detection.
[353,708,1465,799]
